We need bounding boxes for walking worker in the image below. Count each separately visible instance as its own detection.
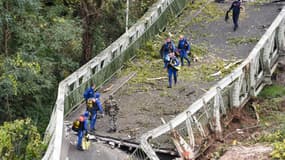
[177,35,191,66]
[160,37,176,68]
[89,92,104,132]
[83,83,96,102]
[226,0,242,31]
[77,111,89,151]
[166,52,180,88]
[104,95,120,133]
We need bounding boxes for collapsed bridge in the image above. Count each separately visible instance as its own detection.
[42,0,285,159]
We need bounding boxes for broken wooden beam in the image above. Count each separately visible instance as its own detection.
[87,133,178,155]
[103,84,113,93]
[147,77,167,81]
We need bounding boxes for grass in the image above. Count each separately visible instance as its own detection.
[254,85,285,126]
[255,85,285,159]
[190,57,240,81]
[184,1,224,29]
[191,43,208,57]
[259,84,285,98]
[226,37,259,45]
[248,0,269,5]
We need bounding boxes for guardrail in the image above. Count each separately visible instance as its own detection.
[42,0,190,159]
[135,6,285,160]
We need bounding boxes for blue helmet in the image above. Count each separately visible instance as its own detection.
[84,111,89,117]
[95,92,100,98]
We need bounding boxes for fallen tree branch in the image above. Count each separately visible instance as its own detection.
[251,103,260,123]
[103,84,113,92]
[210,59,243,77]
[200,88,208,92]
[147,77,167,81]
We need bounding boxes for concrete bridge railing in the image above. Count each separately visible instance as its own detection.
[42,0,190,159]
[136,7,285,160]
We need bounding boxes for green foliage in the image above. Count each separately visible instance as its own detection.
[128,0,157,27]
[259,85,285,98]
[185,1,224,28]
[248,0,269,5]
[191,58,238,81]
[227,37,259,45]
[259,130,285,160]
[188,0,208,10]
[256,83,285,160]
[123,49,164,85]
[0,0,82,133]
[191,44,208,57]
[0,118,46,160]
[0,52,56,133]
[137,41,160,59]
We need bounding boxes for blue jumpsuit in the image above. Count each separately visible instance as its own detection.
[167,57,180,88]
[177,38,191,66]
[90,93,103,131]
[162,41,176,68]
[229,0,241,31]
[77,112,88,150]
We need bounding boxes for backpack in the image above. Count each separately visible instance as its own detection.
[93,99,99,111]
[166,42,174,53]
[86,98,94,112]
[72,116,84,132]
[183,40,190,50]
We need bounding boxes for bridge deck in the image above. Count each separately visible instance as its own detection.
[64,1,283,159]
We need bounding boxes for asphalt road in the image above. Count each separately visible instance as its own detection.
[66,141,128,160]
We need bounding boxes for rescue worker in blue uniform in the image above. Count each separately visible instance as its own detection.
[83,83,96,102]
[161,37,176,68]
[77,111,89,151]
[177,35,191,66]
[90,92,104,132]
[227,0,242,31]
[166,52,180,88]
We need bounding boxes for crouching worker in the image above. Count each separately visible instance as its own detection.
[76,111,89,151]
[166,52,180,88]
[104,95,120,133]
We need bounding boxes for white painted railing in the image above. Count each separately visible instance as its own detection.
[42,0,188,159]
[138,7,285,160]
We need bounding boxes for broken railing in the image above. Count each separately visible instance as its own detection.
[131,7,285,160]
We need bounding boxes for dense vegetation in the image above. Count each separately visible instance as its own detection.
[0,0,155,159]
[257,84,285,159]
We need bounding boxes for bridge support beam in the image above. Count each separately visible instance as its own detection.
[278,18,285,55]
